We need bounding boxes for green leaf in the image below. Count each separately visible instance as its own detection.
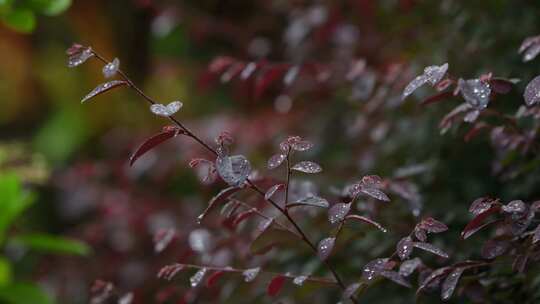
[10,234,91,256]
[0,258,12,287]
[0,282,54,304]
[2,9,36,33]
[42,0,71,16]
[0,173,35,243]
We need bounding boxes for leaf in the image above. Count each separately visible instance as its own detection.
[232,209,257,228]
[328,203,351,224]
[396,237,413,260]
[242,267,261,282]
[216,155,252,187]
[420,91,454,106]
[412,242,449,258]
[533,224,540,244]
[360,187,390,202]
[380,270,411,288]
[129,127,184,166]
[399,257,423,277]
[344,215,387,232]
[3,9,36,33]
[0,174,35,243]
[440,267,464,301]
[458,78,491,110]
[255,66,287,99]
[461,219,502,240]
[267,275,286,297]
[10,234,91,256]
[524,75,540,106]
[265,184,284,200]
[157,263,184,281]
[288,196,329,209]
[461,206,500,239]
[317,237,336,261]
[42,0,72,16]
[267,154,286,169]
[206,270,225,288]
[81,80,128,103]
[481,239,510,259]
[198,187,242,223]
[150,101,183,117]
[0,282,53,304]
[416,267,452,296]
[250,228,299,255]
[417,217,448,233]
[291,161,322,174]
[490,78,515,94]
[343,283,362,299]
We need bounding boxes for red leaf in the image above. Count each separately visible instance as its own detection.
[490,78,515,94]
[344,215,387,232]
[461,206,500,239]
[129,127,185,166]
[464,122,489,142]
[232,209,257,228]
[255,65,288,99]
[267,275,286,297]
[206,270,225,288]
[81,80,129,103]
[417,217,448,233]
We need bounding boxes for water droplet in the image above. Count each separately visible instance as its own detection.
[81,80,128,103]
[317,237,335,261]
[216,155,251,187]
[396,236,413,260]
[293,275,308,286]
[291,161,322,174]
[118,292,134,304]
[150,101,183,117]
[102,58,120,78]
[190,268,207,287]
[242,267,261,282]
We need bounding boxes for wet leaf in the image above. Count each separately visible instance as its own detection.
[242,267,260,282]
[344,215,387,232]
[190,268,207,287]
[440,267,464,300]
[399,258,423,277]
[413,242,449,258]
[328,203,351,224]
[360,187,390,202]
[291,161,322,174]
[102,58,120,78]
[362,258,390,281]
[417,217,448,233]
[380,270,411,288]
[417,267,452,296]
[288,196,329,209]
[216,155,251,187]
[265,184,285,200]
[150,101,183,117]
[397,236,413,260]
[317,237,335,261]
[67,46,93,67]
[267,153,286,169]
[461,206,500,239]
[458,78,491,109]
[292,275,308,286]
[343,283,362,299]
[81,80,128,103]
[267,275,286,297]
[524,75,540,106]
[533,224,540,244]
[129,127,184,166]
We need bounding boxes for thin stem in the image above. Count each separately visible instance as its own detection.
[284,148,292,209]
[89,50,357,303]
[175,263,338,285]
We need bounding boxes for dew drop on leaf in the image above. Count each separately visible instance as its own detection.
[102,58,120,78]
[412,242,449,258]
[458,78,491,110]
[440,267,464,300]
[242,267,261,282]
[291,161,322,174]
[216,155,251,187]
[399,257,422,277]
[265,184,284,200]
[317,237,335,261]
[68,47,94,67]
[360,187,390,202]
[81,80,128,103]
[190,268,207,287]
[293,275,308,286]
[397,236,413,260]
[150,101,183,117]
[362,258,388,281]
[328,203,351,224]
[524,75,540,106]
[267,154,286,169]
